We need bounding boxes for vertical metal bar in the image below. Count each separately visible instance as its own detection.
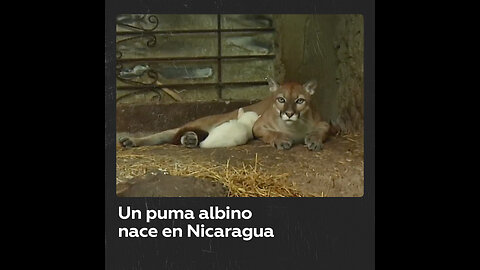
[217,14,222,99]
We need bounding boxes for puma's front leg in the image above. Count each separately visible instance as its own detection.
[253,124,293,150]
[304,121,330,151]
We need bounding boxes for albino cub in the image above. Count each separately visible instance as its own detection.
[199,108,260,148]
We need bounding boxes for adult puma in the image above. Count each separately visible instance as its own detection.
[119,78,330,151]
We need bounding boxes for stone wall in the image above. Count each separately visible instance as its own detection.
[275,14,364,133]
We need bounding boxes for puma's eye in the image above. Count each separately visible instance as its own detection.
[276,97,286,103]
[296,98,305,104]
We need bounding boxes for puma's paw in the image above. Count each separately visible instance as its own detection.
[305,134,324,151]
[181,131,199,148]
[273,137,293,150]
[119,137,136,148]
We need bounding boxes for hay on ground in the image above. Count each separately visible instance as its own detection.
[116,152,308,197]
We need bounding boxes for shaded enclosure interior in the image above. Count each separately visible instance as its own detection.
[115,14,364,197]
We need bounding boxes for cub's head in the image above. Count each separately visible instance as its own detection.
[237,107,260,127]
[266,77,317,125]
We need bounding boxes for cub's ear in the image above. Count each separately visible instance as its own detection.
[303,79,317,95]
[237,107,245,118]
[265,76,279,92]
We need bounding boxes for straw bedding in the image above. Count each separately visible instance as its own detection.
[117,151,308,197]
[116,133,364,197]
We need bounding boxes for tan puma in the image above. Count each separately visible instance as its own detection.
[119,78,330,151]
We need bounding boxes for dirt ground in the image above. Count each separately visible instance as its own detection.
[116,133,364,197]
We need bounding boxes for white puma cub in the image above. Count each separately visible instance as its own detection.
[199,108,260,148]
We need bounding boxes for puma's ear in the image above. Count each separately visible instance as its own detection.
[303,79,317,95]
[265,76,279,92]
[237,107,244,118]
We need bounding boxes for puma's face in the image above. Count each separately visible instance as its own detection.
[268,80,317,125]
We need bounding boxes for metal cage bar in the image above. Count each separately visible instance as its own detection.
[116,14,275,96]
